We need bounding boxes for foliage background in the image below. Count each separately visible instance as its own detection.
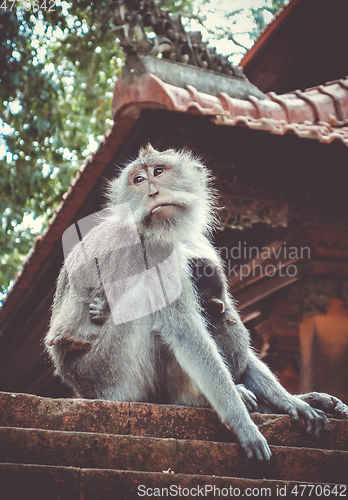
[0,0,287,300]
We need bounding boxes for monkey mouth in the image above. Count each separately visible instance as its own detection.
[151,204,174,214]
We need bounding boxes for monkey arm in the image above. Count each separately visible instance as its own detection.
[45,266,99,352]
[46,300,95,353]
[189,257,226,316]
[159,303,271,460]
[243,351,329,436]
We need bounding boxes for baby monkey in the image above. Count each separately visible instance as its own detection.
[189,258,227,316]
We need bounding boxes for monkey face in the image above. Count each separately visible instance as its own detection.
[108,146,216,241]
[127,163,181,223]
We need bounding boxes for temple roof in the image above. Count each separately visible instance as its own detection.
[0,70,347,329]
[241,0,348,93]
[113,73,348,146]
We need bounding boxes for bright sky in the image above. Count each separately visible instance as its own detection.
[185,0,284,63]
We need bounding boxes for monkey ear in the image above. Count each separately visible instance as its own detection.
[139,144,158,157]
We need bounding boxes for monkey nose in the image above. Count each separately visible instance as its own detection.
[148,184,159,197]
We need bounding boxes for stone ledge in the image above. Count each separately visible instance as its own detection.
[0,426,347,483]
[2,463,345,500]
[0,391,347,451]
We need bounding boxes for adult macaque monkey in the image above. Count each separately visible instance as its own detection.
[46,145,348,461]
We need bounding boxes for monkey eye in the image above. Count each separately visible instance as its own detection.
[154,166,164,176]
[133,175,146,185]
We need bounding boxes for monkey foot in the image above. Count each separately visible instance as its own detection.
[47,337,92,353]
[299,392,348,419]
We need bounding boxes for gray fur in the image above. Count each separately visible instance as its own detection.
[45,146,347,461]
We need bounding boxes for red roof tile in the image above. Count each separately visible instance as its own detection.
[112,74,348,146]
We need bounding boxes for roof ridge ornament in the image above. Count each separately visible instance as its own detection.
[110,0,244,79]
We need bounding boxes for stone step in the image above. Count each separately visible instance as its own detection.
[0,391,347,451]
[0,426,347,484]
[2,463,345,500]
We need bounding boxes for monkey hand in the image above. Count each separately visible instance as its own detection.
[298,392,348,419]
[236,384,258,412]
[281,395,330,437]
[227,421,271,461]
[89,297,109,324]
[47,336,92,353]
[204,298,225,315]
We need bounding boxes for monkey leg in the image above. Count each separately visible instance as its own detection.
[243,352,329,437]
[159,305,271,461]
[298,392,348,419]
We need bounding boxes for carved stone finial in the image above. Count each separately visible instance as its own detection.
[110,0,244,79]
[288,277,348,318]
